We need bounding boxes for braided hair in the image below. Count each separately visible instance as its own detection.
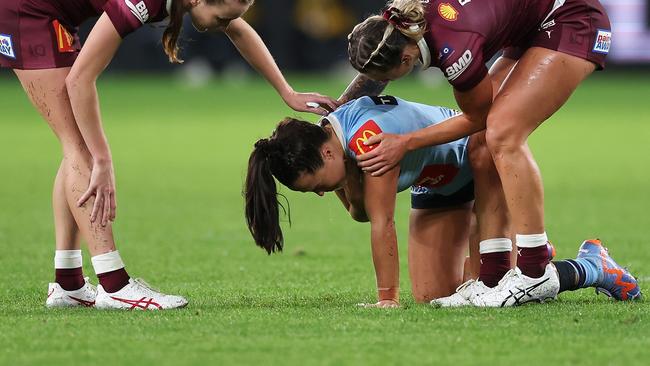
[244,118,329,254]
[348,0,427,73]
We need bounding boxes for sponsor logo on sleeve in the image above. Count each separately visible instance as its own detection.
[414,164,459,188]
[125,0,150,24]
[592,29,611,54]
[52,20,75,53]
[0,34,16,59]
[438,43,455,62]
[348,120,383,156]
[438,3,459,22]
[444,49,472,81]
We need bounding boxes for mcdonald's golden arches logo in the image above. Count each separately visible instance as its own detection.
[52,20,75,53]
[348,120,383,156]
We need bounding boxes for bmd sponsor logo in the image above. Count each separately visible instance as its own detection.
[592,29,611,54]
[125,0,149,24]
[445,50,472,81]
[0,34,16,59]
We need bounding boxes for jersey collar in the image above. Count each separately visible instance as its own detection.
[319,115,346,150]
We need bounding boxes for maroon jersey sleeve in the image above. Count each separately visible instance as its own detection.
[438,32,487,92]
[103,0,167,38]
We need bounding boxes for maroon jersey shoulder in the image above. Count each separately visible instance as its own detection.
[103,0,168,38]
[424,1,488,91]
[423,0,554,91]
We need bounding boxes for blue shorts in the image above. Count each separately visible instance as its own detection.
[410,181,475,209]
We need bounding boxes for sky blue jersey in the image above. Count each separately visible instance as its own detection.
[323,96,473,195]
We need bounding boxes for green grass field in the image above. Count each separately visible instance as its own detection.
[1,71,649,365]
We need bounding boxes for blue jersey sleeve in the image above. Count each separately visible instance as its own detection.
[326,96,459,159]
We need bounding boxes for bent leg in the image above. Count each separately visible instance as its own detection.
[408,203,472,303]
[53,161,81,250]
[14,68,116,256]
[485,47,596,235]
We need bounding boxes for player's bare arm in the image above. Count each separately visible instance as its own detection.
[356,76,493,176]
[66,13,122,225]
[225,18,337,115]
[339,74,389,104]
[362,167,400,308]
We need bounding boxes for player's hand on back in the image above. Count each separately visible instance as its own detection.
[77,160,117,226]
[282,90,339,115]
[356,133,407,176]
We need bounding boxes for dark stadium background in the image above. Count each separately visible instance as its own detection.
[82,0,650,74]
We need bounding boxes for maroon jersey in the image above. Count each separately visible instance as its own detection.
[423,0,610,91]
[101,0,169,38]
[0,0,169,69]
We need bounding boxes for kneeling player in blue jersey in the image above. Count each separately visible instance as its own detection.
[244,96,641,307]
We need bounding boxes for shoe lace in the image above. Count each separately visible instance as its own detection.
[455,279,476,293]
[494,268,520,290]
[133,278,161,294]
[83,277,97,292]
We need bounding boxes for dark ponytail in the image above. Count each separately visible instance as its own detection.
[162,0,185,64]
[244,118,330,254]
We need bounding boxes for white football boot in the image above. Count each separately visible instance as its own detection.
[430,279,490,307]
[471,263,560,307]
[46,277,97,308]
[95,278,188,310]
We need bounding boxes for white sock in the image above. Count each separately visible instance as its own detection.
[515,232,548,248]
[91,250,125,274]
[54,250,82,269]
[479,238,512,254]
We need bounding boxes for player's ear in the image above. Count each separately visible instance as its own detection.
[321,144,334,161]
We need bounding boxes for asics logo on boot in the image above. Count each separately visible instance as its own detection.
[502,278,550,307]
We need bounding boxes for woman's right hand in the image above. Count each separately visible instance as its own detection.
[77,160,117,226]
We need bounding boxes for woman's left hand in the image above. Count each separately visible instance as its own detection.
[356,133,408,176]
[282,90,339,115]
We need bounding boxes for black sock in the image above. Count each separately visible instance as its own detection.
[553,260,586,293]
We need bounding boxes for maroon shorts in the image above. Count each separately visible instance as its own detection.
[503,0,611,69]
[0,0,81,69]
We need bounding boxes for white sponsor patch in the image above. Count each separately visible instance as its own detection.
[445,49,472,81]
[125,0,149,24]
[0,34,16,59]
[592,29,611,54]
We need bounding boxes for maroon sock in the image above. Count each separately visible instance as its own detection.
[479,251,511,288]
[97,268,130,293]
[55,267,85,291]
[517,245,550,278]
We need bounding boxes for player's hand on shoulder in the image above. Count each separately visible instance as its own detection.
[282,90,339,115]
[356,133,407,177]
